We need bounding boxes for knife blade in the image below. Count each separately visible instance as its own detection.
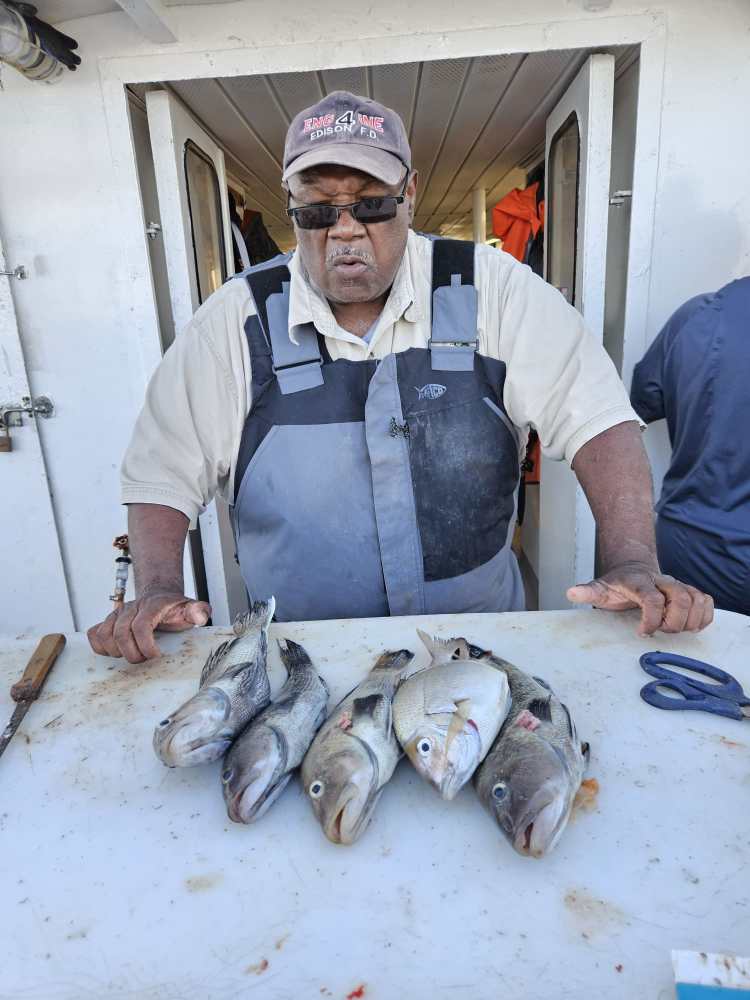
[0,633,66,760]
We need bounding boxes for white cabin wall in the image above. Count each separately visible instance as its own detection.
[0,0,748,629]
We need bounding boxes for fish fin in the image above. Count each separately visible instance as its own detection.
[371,649,414,680]
[232,597,275,637]
[559,701,576,739]
[199,638,234,687]
[532,675,553,691]
[446,700,469,743]
[425,700,458,716]
[277,637,313,675]
[352,693,391,734]
[416,630,465,661]
[526,696,553,723]
[416,628,439,656]
[454,698,472,719]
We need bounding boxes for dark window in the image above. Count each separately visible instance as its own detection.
[546,112,580,307]
[184,139,227,303]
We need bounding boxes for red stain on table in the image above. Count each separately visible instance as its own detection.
[572,778,600,815]
[346,986,366,999]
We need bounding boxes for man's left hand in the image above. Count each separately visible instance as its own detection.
[566,562,714,636]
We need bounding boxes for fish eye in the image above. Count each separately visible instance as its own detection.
[492,782,508,801]
[158,719,171,727]
[221,768,233,784]
[417,738,432,756]
[309,780,325,799]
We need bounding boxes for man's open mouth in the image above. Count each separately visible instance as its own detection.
[331,257,369,275]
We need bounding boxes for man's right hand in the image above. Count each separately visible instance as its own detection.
[87,592,212,664]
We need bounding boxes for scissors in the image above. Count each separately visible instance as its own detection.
[639,651,750,721]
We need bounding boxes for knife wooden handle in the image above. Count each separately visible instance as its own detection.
[11,633,66,702]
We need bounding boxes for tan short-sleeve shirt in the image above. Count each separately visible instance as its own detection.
[121,231,639,525]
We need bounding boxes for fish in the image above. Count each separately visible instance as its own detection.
[222,638,329,823]
[153,598,275,767]
[469,643,590,858]
[391,630,511,800]
[301,649,414,845]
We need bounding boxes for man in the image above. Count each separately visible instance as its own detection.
[88,91,712,664]
[631,278,750,615]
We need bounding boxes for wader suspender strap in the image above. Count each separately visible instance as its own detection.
[246,264,324,395]
[429,239,478,372]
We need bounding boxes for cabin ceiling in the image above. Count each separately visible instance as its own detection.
[32,0,236,29]
[162,46,635,250]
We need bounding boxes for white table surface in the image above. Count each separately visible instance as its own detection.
[1,609,749,1000]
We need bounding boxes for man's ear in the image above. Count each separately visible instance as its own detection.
[406,170,418,221]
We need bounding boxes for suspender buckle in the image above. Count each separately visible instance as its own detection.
[427,338,478,350]
[272,358,324,395]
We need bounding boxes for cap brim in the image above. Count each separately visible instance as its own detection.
[283,143,406,186]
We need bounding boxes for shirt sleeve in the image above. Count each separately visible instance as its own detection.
[630,293,708,424]
[120,316,241,527]
[630,330,666,424]
[495,258,642,463]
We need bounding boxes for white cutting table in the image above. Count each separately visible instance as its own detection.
[1,609,748,1000]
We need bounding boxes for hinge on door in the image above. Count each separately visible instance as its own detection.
[609,189,633,206]
[145,221,162,240]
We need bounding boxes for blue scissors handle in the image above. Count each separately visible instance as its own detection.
[639,651,750,720]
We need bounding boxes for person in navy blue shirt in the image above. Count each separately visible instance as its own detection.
[630,278,750,616]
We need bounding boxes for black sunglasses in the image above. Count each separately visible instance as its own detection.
[286,171,410,230]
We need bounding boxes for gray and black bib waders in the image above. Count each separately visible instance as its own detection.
[232,239,524,622]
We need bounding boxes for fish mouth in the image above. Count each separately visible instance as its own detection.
[224,728,288,823]
[512,787,570,858]
[157,732,232,767]
[227,770,292,824]
[437,723,483,800]
[325,787,381,845]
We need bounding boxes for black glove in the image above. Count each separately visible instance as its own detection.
[25,14,81,69]
[2,1,81,71]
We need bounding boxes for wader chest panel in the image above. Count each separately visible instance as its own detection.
[232,240,522,621]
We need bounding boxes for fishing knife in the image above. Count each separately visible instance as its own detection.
[0,633,66,760]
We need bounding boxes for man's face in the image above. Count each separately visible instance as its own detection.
[287,165,417,306]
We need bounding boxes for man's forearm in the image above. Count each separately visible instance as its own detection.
[128,503,190,597]
[571,421,659,574]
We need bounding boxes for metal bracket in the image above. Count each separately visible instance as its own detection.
[0,265,28,280]
[0,395,55,429]
[609,190,633,206]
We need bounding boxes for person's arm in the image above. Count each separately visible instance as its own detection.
[87,282,251,662]
[87,504,211,663]
[567,421,713,633]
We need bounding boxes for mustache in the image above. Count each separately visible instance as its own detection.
[326,247,374,266]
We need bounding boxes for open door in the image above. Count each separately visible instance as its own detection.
[0,231,74,632]
[538,53,614,610]
[146,88,248,626]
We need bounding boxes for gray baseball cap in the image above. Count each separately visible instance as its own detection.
[282,90,411,186]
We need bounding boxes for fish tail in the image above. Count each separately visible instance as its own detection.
[277,637,312,674]
[372,649,415,677]
[232,596,276,636]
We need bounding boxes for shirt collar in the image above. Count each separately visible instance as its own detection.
[287,230,425,350]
